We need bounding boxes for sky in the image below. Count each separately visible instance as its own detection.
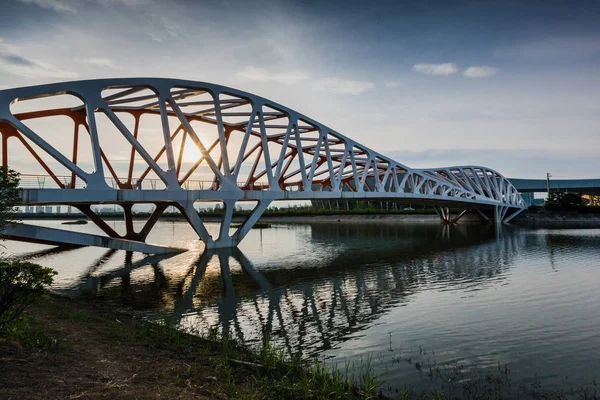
[0,0,599,179]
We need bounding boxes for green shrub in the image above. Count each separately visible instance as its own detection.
[0,261,57,330]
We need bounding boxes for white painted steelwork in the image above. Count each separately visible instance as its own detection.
[0,78,525,251]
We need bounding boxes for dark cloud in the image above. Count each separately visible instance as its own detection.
[1,54,35,66]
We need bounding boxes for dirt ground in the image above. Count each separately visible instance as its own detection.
[0,297,235,399]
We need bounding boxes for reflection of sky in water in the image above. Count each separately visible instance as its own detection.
[3,221,600,394]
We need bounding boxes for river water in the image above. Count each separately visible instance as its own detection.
[3,220,600,395]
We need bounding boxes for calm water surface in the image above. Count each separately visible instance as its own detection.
[3,220,600,394]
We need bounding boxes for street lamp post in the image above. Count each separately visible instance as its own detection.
[546,172,552,196]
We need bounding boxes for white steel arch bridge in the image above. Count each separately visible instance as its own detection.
[0,78,525,252]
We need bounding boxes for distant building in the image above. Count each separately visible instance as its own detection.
[520,192,535,207]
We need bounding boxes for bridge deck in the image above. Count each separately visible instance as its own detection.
[19,188,508,209]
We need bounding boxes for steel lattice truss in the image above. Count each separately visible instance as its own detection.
[0,78,525,250]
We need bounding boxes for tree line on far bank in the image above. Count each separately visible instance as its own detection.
[541,191,600,212]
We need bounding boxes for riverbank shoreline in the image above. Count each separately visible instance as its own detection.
[0,295,377,400]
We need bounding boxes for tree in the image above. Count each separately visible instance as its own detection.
[0,167,56,331]
[0,261,57,329]
[0,166,20,231]
[544,191,584,211]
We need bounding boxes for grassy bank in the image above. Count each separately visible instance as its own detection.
[0,295,380,400]
[1,295,599,399]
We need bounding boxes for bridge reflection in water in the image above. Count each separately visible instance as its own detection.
[40,223,531,360]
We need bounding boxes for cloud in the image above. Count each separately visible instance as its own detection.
[385,81,403,88]
[0,41,78,79]
[74,57,121,70]
[236,66,309,85]
[0,56,78,79]
[463,66,499,78]
[312,77,375,95]
[145,14,185,42]
[237,66,372,95]
[17,0,76,13]
[17,0,150,14]
[237,66,269,82]
[412,63,458,76]
[95,0,150,5]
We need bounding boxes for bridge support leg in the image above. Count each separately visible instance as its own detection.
[176,199,272,249]
[217,200,237,244]
[502,207,525,223]
[434,207,468,224]
[474,208,492,222]
[76,205,121,238]
[475,206,524,223]
[434,206,451,223]
[176,200,215,248]
[76,203,168,242]
[137,204,169,241]
[451,209,468,223]
[215,200,272,249]
[494,205,509,224]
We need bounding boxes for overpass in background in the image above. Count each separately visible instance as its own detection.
[509,178,600,194]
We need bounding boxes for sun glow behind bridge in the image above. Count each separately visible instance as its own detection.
[182,139,203,163]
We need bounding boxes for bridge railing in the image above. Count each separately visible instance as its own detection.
[16,174,278,192]
[18,174,86,189]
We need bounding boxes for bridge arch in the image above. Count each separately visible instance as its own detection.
[0,78,525,251]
